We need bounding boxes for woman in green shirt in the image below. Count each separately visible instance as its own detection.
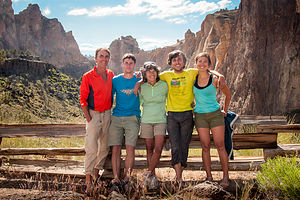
[139,62,168,189]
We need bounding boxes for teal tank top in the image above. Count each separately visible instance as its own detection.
[193,74,220,113]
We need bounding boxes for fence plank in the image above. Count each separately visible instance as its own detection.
[0,132,278,156]
[263,144,300,159]
[257,124,300,133]
[188,133,278,150]
[0,124,86,137]
[2,157,264,171]
[0,115,287,138]
[0,148,85,156]
[234,115,286,125]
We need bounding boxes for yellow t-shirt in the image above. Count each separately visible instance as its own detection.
[160,68,198,112]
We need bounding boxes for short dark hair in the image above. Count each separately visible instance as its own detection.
[95,48,110,58]
[167,50,186,68]
[195,52,211,65]
[122,53,136,64]
[140,61,160,83]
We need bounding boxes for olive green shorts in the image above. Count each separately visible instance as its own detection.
[108,115,140,147]
[194,109,224,129]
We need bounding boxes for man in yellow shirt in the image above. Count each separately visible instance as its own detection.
[160,50,224,185]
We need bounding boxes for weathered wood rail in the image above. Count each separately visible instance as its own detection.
[0,115,299,176]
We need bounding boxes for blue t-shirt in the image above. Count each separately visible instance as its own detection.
[112,74,141,117]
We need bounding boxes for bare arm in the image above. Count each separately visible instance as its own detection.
[82,106,92,122]
[220,85,231,116]
[133,79,144,96]
[210,70,225,89]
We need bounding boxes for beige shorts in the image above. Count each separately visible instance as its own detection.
[194,109,224,129]
[140,123,167,138]
[108,115,140,147]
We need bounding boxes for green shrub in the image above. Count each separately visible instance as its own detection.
[256,156,300,199]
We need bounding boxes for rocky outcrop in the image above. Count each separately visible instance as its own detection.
[1,0,299,117]
[108,11,237,73]
[188,11,237,70]
[220,0,300,116]
[0,0,18,49]
[0,0,91,77]
[108,0,299,117]
[0,58,55,78]
[108,36,140,74]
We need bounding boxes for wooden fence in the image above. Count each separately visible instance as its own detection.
[0,115,299,177]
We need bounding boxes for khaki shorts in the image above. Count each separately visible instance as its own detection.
[108,115,140,147]
[194,109,224,129]
[140,123,167,138]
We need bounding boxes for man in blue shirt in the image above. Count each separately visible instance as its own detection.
[108,53,141,191]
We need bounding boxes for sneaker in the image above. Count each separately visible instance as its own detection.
[143,171,151,189]
[122,180,131,193]
[205,177,213,182]
[85,183,93,196]
[110,179,122,193]
[148,175,158,190]
[220,178,230,188]
[143,171,158,190]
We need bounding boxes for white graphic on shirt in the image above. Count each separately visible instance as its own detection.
[122,89,133,96]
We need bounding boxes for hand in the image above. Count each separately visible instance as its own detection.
[221,110,227,117]
[133,81,142,96]
[134,71,142,79]
[86,116,92,123]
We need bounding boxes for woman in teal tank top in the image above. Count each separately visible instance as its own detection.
[193,52,231,188]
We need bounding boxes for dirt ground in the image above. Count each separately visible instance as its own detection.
[0,168,257,199]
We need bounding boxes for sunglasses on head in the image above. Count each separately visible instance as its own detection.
[143,62,156,69]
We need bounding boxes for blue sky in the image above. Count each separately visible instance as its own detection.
[12,0,240,56]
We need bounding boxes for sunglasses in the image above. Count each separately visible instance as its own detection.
[143,62,157,69]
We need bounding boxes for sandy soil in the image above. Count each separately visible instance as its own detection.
[0,168,257,199]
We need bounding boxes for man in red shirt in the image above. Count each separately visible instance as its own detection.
[80,48,115,192]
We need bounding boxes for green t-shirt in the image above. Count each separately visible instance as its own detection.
[139,80,168,123]
[159,68,198,112]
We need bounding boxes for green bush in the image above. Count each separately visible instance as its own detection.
[256,156,300,199]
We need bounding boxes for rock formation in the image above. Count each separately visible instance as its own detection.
[0,0,91,77]
[0,0,18,49]
[220,0,300,116]
[108,0,299,117]
[0,58,55,78]
[108,36,140,74]
[1,0,299,117]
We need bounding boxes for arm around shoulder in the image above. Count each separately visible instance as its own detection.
[133,79,144,96]
[210,70,225,89]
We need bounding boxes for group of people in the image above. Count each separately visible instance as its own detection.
[79,48,231,194]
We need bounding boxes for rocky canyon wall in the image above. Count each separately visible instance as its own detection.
[220,0,300,116]
[0,0,90,75]
[1,0,299,116]
[108,0,299,117]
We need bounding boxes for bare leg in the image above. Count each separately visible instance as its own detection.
[124,145,135,182]
[197,128,212,180]
[94,168,100,180]
[174,163,182,182]
[148,135,165,174]
[145,138,154,169]
[211,126,229,186]
[85,174,92,184]
[111,145,122,181]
